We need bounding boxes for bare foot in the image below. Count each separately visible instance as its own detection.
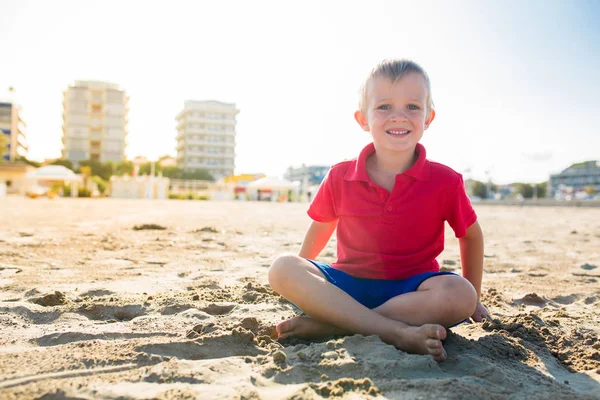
[278,317,447,362]
[276,316,348,339]
[389,324,448,362]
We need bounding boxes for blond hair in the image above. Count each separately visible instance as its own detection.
[359,59,434,113]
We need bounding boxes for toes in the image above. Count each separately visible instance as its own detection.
[426,341,447,360]
[276,320,292,335]
[437,326,447,341]
[422,324,446,341]
[432,349,447,362]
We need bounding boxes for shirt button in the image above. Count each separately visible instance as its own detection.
[387,206,392,211]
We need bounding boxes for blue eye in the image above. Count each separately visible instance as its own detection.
[407,104,421,110]
[377,104,391,110]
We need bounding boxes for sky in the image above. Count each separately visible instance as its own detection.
[1,0,599,184]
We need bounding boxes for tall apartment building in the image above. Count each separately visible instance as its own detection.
[0,101,28,161]
[176,100,238,179]
[62,81,128,164]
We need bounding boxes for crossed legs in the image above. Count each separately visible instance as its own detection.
[268,254,478,361]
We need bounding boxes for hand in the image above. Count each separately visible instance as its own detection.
[470,301,491,322]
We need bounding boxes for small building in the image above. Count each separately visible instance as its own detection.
[223,173,265,200]
[284,164,330,185]
[110,175,169,199]
[246,176,299,202]
[23,165,83,197]
[549,161,600,199]
[0,162,36,195]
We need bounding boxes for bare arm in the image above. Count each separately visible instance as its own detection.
[459,220,491,321]
[459,220,484,298]
[298,219,338,260]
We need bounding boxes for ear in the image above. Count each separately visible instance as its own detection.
[424,109,436,130]
[354,110,370,131]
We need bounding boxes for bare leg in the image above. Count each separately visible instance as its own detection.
[278,274,477,338]
[277,315,348,339]
[373,274,478,327]
[268,255,452,361]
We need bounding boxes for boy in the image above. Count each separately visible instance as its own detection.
[268,59,490,362]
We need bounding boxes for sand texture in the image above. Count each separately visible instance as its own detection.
[0,198,599,399]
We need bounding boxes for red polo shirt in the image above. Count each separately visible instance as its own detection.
[308,142,477,280]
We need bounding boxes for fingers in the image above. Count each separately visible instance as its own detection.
[470,303,492,323]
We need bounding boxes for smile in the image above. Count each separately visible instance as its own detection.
[386,129,410,136]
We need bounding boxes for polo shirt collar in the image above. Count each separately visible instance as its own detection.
[345,142,430,182]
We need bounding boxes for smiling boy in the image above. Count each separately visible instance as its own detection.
[268,59,490,361]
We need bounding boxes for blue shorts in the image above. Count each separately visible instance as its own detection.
[307,259,457,309]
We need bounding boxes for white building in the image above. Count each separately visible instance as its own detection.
[0,100,28,161]
[175,100,238,179]
[110,175,169,199]
[62,81,128,165]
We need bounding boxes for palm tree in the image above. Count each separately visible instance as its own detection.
[0,133,7,162]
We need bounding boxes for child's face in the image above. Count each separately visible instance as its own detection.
[355,73,435,155]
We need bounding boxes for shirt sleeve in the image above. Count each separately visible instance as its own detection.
[444,175,477,238]
[307,167,338,222]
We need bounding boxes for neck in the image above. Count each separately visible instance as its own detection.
[369,146,418,176]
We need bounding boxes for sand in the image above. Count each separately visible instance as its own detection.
[0,197,599,399]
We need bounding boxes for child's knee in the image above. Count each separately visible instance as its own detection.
[441,277,477,316]
[453,278,478,315]
[268,253,302,290]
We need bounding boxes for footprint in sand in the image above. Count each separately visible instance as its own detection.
[31,291,68,307]
[80,289,115,297]
[133,224,166,231]
[201,303,236,315]
[140,327,265,360]
[515,293,547,307]
[551,294,581,305]
[78,303,148,321]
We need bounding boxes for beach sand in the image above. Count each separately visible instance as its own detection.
[0,197,599,399]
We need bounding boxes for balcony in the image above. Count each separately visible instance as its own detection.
[182,140,235,148]
[183,161,235,170]
[183,116,236,126]
[180,127,236,137]
[184,150,235,159]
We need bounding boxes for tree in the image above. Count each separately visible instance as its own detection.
[182,169,214,181]
[138,162,156,176]
[115,160,134,176]
[514,183,534,199]
[162,166,183,179]
[471,181,487,198]
[79,160,114,181]
[16,156,41,167]
[136,163,212,181]
[91,176,108,194]
[536,182,547,198]
[48,159,74,170]
[0,134,7,161]
[585,185,598,196]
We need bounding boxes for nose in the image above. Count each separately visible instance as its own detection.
[390,109,408,121]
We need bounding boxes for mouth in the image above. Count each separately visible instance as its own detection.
[386,129,410,137]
